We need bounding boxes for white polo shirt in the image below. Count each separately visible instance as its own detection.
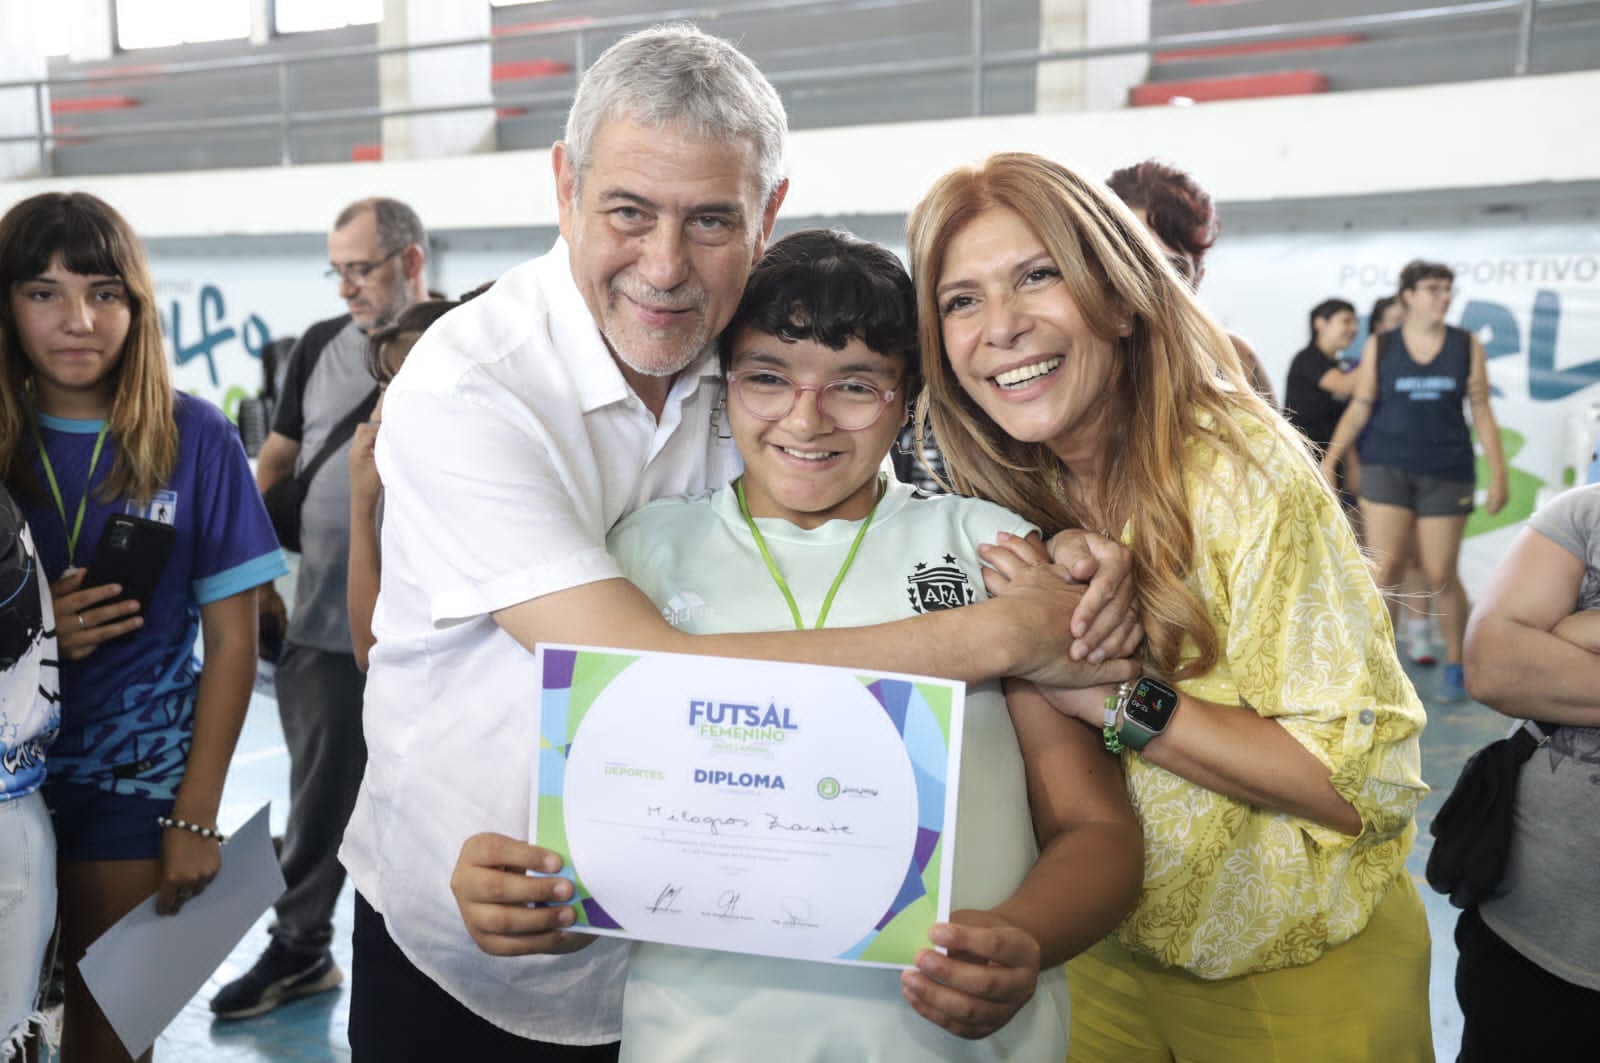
[340,240,742,1044]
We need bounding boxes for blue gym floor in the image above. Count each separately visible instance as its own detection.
[43,652,1496,1062]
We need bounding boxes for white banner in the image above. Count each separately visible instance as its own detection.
[1204,225,1600,594]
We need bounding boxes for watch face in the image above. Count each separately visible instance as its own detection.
[1124,677,1179,731]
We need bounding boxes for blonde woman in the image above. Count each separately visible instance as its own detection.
[0,192,286,1062]
[907,154,1432,1061]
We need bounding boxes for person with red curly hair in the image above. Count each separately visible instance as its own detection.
[1108,160,1276,405]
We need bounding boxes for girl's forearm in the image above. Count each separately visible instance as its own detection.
[173,591,258,825]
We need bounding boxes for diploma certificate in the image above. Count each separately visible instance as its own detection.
[532,644,965,968]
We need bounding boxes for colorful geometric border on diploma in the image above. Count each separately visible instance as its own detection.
[535,646,638,931]
[840,676,954,964]
[534,647,958,962]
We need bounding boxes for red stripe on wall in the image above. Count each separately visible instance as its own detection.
[491,59,572,82]
[1156,33,1361,63]
[1130,70,1328,106]
[49,96,139,115]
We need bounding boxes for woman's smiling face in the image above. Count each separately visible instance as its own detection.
[934,207,1118,469]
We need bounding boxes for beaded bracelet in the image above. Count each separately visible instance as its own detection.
[157,815,228,844]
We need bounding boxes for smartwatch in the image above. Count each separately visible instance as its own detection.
[1115,676,1181,751]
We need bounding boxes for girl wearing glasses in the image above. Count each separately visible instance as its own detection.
[0,192,286,1062]
[603,228,1142,1061]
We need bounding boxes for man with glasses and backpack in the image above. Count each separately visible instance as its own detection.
[212,196,430,1019]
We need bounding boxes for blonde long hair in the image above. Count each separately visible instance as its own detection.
[908,153,1290,680]
[0,192,177,507]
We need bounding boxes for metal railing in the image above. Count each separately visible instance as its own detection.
[0,0,1572,177]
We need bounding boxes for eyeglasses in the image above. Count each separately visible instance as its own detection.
[325,248,401,285]
[727,370,898,431]
[1414,282,1454,296]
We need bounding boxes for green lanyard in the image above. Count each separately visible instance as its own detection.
[30,418,111,566]
[735,474,884,631]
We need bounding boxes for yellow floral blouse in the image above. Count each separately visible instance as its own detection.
[1116,413,1427,980]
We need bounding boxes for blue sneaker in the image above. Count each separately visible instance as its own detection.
[1437,663,1467,703]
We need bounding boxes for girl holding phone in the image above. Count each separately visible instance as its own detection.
[0,192,286,1062]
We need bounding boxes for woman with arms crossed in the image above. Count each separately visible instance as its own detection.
[1459,483,1600,1062]
[907,153,1432,1061]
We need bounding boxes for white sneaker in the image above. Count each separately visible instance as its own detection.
[1406,619,1437,667]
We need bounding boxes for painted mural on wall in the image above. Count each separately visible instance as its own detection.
[151,245,527,419]
[155,259,334,419]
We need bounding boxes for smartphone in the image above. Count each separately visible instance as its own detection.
[83,514,176,613]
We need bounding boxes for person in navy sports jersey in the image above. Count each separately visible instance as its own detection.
[0,192,286,1063]
[1320,259,1509,704]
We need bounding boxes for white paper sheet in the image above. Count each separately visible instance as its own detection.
[77,803,285,1058]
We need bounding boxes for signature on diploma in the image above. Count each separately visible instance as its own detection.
[778,896,819,928]
[647,883,684,914]
[646,805,751,836]
[763,812,852,836]
[715,890,741,919]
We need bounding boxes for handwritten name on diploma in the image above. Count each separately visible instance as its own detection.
[646,805,854,837]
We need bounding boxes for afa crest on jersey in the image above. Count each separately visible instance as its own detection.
[906,554,974,614]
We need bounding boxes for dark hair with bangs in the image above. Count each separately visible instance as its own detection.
[0,193,130,283]
[718,228,921,405]
[0,192,176,505]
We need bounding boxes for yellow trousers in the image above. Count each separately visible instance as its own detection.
[1067,874,1435,1063]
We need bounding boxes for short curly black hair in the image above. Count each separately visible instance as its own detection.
[718,228,921,405]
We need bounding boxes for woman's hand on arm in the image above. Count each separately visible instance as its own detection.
[980,529,1143,664]
[162,587,260,914]
[1465,527,1600,724]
